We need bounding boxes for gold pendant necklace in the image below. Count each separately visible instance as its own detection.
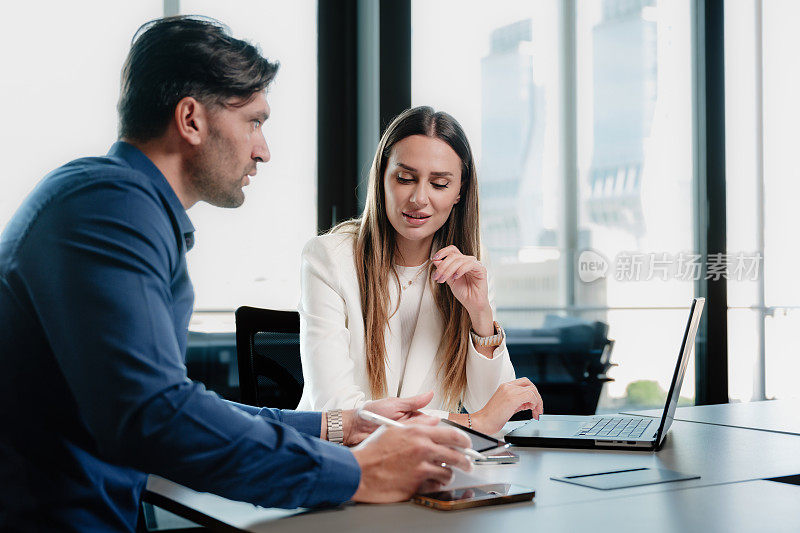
[399,260,430,291]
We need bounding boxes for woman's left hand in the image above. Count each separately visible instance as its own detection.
[471,378,544,435]
[344,391,440,446]
[431,245,491,320]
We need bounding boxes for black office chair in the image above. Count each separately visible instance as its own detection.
[235,306,304,409]
[506,316,615,416]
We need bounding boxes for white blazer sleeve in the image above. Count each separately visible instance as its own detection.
[462,269,516,413]
[297,236,368,411]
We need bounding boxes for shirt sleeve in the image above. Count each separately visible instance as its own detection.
[18,179,359,509]
[297,236,370,411]
[227,400,323,437]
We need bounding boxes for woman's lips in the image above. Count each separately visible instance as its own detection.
[402,212,431,226]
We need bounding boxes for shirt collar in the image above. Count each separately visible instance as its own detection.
[107,141,196,250]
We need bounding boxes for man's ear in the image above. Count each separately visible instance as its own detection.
[174,96,207,146]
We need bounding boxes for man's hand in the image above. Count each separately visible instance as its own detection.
[343,391,439,446]
[350,424,472,503]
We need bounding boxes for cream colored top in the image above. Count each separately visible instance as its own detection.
[295,232,516,418]
[394,263,426,397]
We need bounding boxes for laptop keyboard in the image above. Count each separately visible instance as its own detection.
[574,417,653,439]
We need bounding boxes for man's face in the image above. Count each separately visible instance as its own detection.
[187,92,271,208]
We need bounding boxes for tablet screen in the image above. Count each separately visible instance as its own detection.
[438,419,506,452]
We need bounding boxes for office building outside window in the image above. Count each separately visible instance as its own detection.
[575,0,695,409]
[412,0,695,410]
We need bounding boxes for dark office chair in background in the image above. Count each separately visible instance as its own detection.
[235,306,304,409]
[507,315,615,415]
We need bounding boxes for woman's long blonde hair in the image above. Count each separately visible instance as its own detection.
[332,106,481,411]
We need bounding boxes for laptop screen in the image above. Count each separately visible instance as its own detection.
[654,298,705,445]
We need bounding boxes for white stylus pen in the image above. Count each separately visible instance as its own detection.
[356,409,488,461]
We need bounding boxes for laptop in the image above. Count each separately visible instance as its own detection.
[505,297,704,451]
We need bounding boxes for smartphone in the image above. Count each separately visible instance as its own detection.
[413,483,535,511]
[438,418,508,454]
[473,450,519,464]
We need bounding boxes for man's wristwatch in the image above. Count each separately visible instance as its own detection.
[326,409,344,444]
[470,321,505,347]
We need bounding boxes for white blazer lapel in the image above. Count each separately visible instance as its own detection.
[398,279,443,397]
[383,278,403,398]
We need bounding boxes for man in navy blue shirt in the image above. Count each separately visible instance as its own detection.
[0,17,471,532]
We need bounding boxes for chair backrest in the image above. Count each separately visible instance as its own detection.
[235,306,303,409]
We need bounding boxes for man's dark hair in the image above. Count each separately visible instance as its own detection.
[118,16,279,141]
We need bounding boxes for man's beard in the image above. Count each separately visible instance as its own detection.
[187,128,251,208]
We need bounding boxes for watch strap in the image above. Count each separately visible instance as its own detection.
[326,409,344,444]
[470,321,505,347]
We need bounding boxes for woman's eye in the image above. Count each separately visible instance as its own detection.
[396,173,414,183]
[432,182,449,189]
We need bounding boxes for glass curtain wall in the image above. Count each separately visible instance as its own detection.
[0,1,162,229]
[179,1,318,331]
[412,0,564,326]
[412,0,695,411]
[725,0,800,402]
[0,2,318,333]
[575,0,695,410]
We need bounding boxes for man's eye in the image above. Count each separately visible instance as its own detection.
[252,120,262,129]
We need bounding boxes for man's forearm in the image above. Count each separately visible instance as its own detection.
[226,400,325,438]
[119,384,360,508]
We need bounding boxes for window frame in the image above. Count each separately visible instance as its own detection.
[317,0,731,405]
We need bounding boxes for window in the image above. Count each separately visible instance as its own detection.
[0,2,317,333]
[413,0,696,410]
[412,0,564,322]
[180,1,318,326]
[725,0,800,402]
[0,1,162,228]
[575,0,695,409]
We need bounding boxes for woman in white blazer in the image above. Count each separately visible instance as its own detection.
[296,107,543,435]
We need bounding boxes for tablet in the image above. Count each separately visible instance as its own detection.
[438,419,508,453]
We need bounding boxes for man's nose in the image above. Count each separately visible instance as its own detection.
[253,133,270,163]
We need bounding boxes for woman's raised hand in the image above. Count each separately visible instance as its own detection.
[471,378,544,435]
[431,245,491,327]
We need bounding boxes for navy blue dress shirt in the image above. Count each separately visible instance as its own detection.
[0,142,360,532]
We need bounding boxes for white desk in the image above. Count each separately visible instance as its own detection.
[145,408,800,532]
[622,399,800,435]
[148,479,800,533]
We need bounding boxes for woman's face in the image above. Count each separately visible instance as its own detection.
[383,134,463,248]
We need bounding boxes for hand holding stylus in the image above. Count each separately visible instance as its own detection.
[349,412,474,503]
[357,409,488,461]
